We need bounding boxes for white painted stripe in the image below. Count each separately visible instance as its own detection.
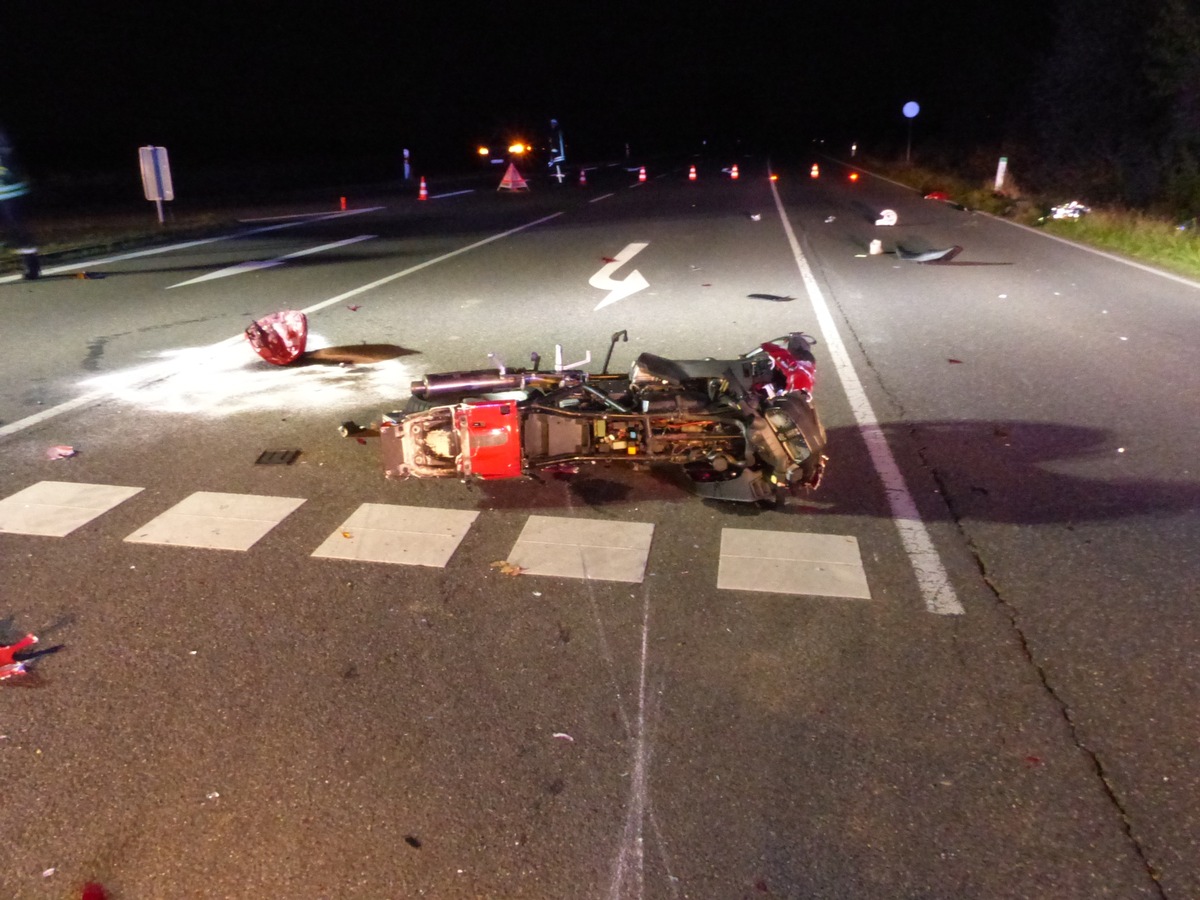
[0,208,384,284]
[0,211,565,438]
[769,178,964,615]
[429,189,475,199]
[589,192,615,204]
[298,212,563,316]
[991,214,1200,289]
[237,207,383,223]
[167,235,375,288]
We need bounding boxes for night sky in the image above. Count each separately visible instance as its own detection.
[2,2,1055,177]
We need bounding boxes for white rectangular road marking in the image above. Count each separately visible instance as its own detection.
[167,235,376,288]
[508,515,655,583]
[0,481,144,537]
[718,528,871,599]
[125,491,304,551]
[770,177,964,615]
[312,504,478,567]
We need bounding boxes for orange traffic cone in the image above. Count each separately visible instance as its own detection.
[688,165,697,181]
[638,166,647,182]
[418,177,428,200]
[579,168,587,185]
[730,165,739,180]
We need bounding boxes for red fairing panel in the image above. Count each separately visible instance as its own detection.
[246,310,308,365]
[455,402,523,479]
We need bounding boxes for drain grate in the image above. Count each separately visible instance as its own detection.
[255,449,301,465]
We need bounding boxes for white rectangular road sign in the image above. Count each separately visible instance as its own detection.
[139,145,174,201]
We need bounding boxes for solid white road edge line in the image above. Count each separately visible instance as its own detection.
[769,178,965,616]
[0,211,565,439]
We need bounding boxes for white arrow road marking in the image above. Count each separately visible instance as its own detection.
[167,235,376,288]
[590,242,649,310]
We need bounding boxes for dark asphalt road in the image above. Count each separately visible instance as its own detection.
[1,158,1196,899]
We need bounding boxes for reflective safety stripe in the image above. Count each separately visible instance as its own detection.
[0,179,30,200]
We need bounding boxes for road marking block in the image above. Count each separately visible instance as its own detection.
[508,515,654,583]
[0,481,144,537]
[124,491,304,551]
[312,504,478,567]
[717,528,871,599]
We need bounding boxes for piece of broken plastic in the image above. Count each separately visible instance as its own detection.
[246,310,308,365]
[1,633,42,680]
[47,445,77,460]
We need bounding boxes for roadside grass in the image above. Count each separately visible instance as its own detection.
[864,157,1200,282]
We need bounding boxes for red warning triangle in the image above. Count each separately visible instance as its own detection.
[497,163,529,191]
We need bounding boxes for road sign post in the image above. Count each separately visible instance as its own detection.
[138,145,174,224]
[902,102,920,164]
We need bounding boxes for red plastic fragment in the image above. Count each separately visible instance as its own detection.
[81,884,109,900]
[948,358,963,364]
[245,310,308,366]
[0,633,37,680]
[924,191,950,201]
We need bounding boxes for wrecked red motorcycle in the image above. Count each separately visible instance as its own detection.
[381,331,827,503]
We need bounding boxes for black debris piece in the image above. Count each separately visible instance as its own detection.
[255,450,301,465]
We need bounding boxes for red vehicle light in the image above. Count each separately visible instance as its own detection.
[456,402,523,479]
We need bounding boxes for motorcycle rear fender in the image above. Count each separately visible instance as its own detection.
[382,407,460,479]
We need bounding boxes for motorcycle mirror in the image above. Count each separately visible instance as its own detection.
[602,329,629,374]
[487,352,507,375]
[530,351,541,372]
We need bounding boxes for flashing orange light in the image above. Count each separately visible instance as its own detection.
[848,172,860,181]
[508,142,527,155]
[769,173,779,181]
[810,164,820,178]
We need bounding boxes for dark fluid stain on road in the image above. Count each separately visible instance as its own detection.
[302,344,418,366]
[84,336,108,371]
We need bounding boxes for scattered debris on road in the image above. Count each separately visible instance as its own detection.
[254,449,301,465]
[875,209,898,226]
[0,633,38,681]
[46,444,76,460]
[490,560,524,576]
[896,245,963,263]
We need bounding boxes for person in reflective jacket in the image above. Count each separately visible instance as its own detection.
[0,126,40,280]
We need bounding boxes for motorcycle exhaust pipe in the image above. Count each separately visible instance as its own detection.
[411,371,530,399]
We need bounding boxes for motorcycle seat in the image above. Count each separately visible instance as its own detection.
[631,352,747,385]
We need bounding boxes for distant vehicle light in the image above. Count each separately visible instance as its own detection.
[477,146,490,156]
[769,173,779,181]
[848,172,859,181]
[810,164,820,178]
[508,142,527,155]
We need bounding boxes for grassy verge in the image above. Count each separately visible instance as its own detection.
[863,157,1200,282]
